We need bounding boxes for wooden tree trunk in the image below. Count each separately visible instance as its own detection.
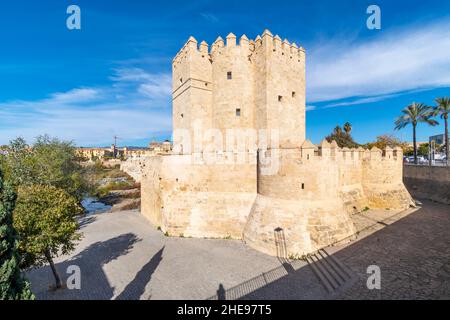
[45,250,62,288]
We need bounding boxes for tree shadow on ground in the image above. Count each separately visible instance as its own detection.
[27,233,141,299]
[115,246,164,300]
[77,215,97,228]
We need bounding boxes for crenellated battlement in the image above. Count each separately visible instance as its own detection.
[172,29,305,67]
[300,139,403,162]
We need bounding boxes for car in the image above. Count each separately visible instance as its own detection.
[404,156,427,164]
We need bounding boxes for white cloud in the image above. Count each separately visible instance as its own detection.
[110,68,154,82]
[322,93,401,108]
[0,105,171,146]
[0,93,172,146]
[200,13,219,23]
[111,68,172,99]
[138,75,172,98]
[0,68,173,146]
[50,88,100,104]
[307,19,450,103]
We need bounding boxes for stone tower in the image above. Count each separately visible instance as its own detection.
[137,29,413,258]
[172,30,306,152]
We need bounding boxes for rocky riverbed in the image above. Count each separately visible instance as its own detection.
[81,161,141,214]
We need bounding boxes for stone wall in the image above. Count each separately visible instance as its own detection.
[139,143,413,257]
[403,165,450,204]
[120,158,147,182]
[141,153,257,238]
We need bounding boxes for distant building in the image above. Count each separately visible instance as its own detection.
[77,141,171,161]
[406,141,427,148]
[77,147,110,160]
[148,140,172,154]
[123,147,153,158]
[429,134,446,146]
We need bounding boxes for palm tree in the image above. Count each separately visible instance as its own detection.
[334,125,343,136]
[395,102,438,164]
[434,97,450,164]
[343,122,352,134]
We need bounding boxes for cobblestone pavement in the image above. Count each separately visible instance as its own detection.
[26,200,449,300]
[333,200,450,300]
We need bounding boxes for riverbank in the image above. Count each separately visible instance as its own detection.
[81,161,140,213]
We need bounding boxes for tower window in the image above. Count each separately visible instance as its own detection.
[227,71,232,79]
[301,183,305,190]
[181,113,184,118]
[278,95,283,102]
[292,91,296,98]
[236,108,241,117]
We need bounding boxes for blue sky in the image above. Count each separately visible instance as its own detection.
[1,0,450,147]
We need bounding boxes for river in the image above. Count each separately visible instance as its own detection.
[81,197,112,214]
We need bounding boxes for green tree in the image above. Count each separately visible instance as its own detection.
[343,122,352,134]
[2,138,35,187]
[394,103,438,164]
[434,97,450,164]
[365,134,409,152]
[4,135,86,201]
[417,143,429,157]
[326,125,359,148]
[0,171,34,300]
[13,185,83,288]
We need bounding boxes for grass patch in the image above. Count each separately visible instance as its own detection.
[289,253,307,261]
[121,190,141,199]
[94,181,138,198]
[82,161,138,197]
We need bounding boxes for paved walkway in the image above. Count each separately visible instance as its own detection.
[27,200,450,300]
[334,201,450,299]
